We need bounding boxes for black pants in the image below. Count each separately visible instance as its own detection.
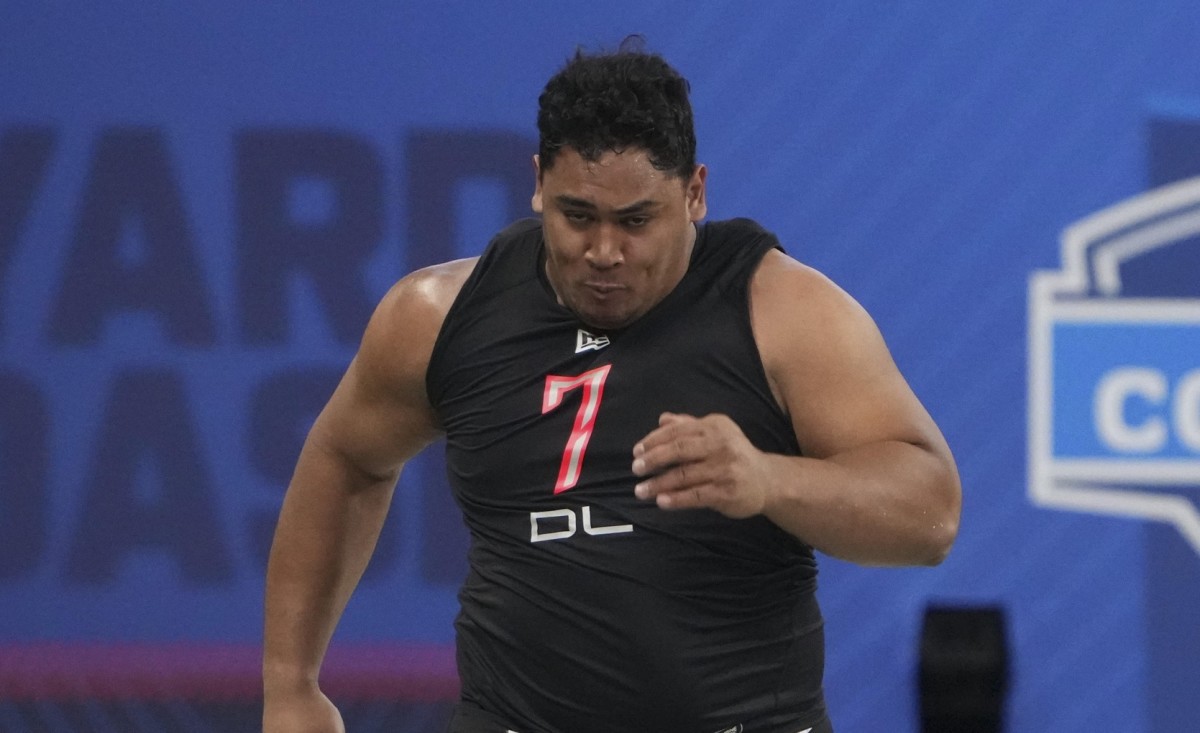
[444,702,834,733]
[444,702,516,732]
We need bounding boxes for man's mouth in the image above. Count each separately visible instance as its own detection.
[583,281,625,295]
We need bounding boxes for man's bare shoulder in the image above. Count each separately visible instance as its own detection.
[382,257,479,320]
[356,257,479,388]
[749,248,894,406]
[370,256,478,337]
[751,249,872,341]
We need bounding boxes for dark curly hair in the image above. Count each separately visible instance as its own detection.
[537,37,696,179]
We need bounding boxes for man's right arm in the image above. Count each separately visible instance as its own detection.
[261,258,475,732]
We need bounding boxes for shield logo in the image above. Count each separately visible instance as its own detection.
[1028,176,1200,554]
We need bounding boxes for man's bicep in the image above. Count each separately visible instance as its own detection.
[309,354,440,481]
[788,344,942,461]
[303,271,455,481]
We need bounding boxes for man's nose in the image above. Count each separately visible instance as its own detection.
[585,223,624,268]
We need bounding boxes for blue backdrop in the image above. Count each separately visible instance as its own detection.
[3,2,1199,732]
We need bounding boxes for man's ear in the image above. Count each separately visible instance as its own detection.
[531,154,544,213]
[686,163,708,222]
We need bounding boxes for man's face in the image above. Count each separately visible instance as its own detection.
[532,147,707,331]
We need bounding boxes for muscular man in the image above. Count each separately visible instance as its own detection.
[263,43,961,733]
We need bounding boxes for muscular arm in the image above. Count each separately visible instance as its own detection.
[262,259,474,730]
[632,250,961,566]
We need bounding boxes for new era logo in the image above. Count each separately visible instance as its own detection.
[575,329,610,353]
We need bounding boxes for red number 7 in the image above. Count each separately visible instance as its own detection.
[542,364,612,494]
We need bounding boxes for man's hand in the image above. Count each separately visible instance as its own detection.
[262,688,345,733]
[631,412,772,518]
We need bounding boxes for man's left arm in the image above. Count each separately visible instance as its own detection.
[631,250,961,566]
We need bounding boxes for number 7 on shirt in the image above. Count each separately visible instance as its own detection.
[542,364,612,494]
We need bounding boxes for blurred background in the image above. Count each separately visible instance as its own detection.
[2,1,1199,731]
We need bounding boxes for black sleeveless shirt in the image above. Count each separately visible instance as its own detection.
[427,218,828,733]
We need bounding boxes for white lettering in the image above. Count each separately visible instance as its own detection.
[581,505,633,536]
[1095,367,1168,453]
[530,508,575,543]
[528,506,634,543]
[1175,369,1200,452]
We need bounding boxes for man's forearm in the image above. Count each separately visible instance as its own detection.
[262,439,399,692]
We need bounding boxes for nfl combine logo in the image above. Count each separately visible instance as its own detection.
[1028,176,1200,555]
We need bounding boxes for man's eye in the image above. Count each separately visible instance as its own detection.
[623,216,649,228]
[565,211,591,223]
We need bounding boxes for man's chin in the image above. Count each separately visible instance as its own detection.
[575,307,636,332]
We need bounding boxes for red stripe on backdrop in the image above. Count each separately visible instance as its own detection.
[0,643,459,701]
